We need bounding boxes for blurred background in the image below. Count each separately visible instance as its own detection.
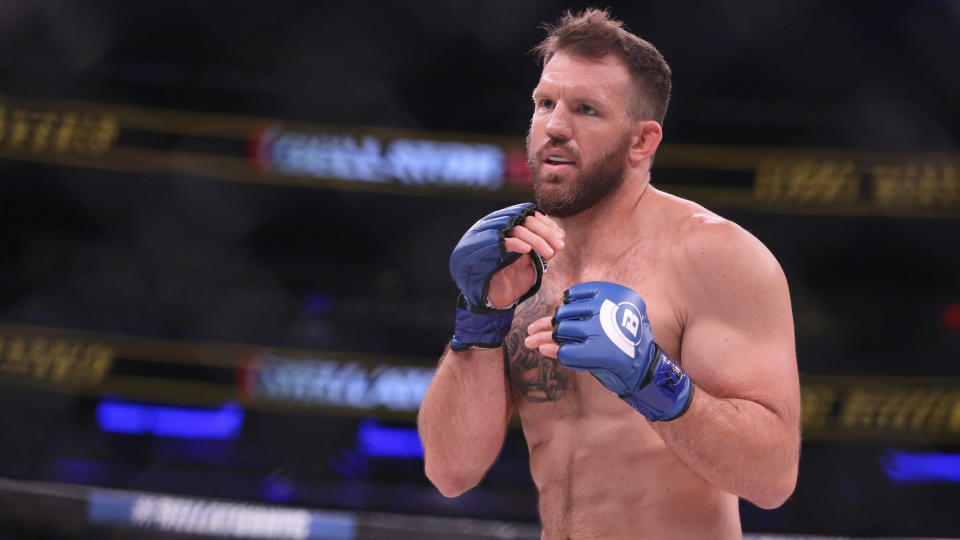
[1,0,959,538]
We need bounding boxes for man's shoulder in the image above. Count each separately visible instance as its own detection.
[656,190,784,290]
[652,188,727,231]
[653,188,745,253]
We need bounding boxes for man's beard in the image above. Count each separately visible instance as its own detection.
[527,132,631,218]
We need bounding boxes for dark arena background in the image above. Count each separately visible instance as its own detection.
[1,1,959,538]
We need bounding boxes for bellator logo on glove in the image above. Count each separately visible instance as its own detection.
[599,299,644,358]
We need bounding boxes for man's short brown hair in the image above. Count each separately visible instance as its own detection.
[532,8,672,125]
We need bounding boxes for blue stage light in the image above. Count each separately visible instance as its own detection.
[355,418,423,458]
[96,400,244,440]
[882,451,960,483]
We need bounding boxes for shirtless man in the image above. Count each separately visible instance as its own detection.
[418,9,800,539]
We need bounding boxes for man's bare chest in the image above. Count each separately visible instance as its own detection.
[503,267,682,405]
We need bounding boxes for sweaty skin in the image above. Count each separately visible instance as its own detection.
[419,51,799,540]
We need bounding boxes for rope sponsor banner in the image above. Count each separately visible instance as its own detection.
[2,323,960,441]
[0,478,953,540]
[1,94,957,217]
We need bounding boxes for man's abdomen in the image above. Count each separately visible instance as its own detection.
[524,408,742,540]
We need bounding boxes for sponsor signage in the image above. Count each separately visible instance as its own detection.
[0,332,113,386]
[250,126,528,190]
[88,490,355,539]
[240,352,434,413]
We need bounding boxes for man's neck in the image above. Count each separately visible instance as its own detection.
[553,171,658,270]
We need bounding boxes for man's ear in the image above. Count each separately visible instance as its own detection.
[628,120,663,166]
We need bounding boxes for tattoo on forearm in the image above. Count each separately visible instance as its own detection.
[504,291,571,402]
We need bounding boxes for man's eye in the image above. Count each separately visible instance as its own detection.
[580,104,596,115]
[540,99,555,109]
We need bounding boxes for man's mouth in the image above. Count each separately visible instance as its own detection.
[538,152,576,182]
[543,154,575,167]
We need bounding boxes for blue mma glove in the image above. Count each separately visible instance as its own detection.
[552,281,693,421]
[449,203,546,351]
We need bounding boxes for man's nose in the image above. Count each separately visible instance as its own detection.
[544,104,572,141]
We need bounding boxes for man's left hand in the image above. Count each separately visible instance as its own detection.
[524,281,693,421]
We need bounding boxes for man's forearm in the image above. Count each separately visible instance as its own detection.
[418,345,513,497]
[651,384,800,509]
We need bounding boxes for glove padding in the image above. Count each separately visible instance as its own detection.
[553,281,693,421]
[449,203,546,350]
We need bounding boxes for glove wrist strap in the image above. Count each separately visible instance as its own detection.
[450,295,515,351]
[621,345,694,421]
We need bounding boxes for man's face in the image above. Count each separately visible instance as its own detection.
[527,52,635,217]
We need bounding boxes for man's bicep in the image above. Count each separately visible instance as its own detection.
[678,244,799,421]
[681,316,798,417]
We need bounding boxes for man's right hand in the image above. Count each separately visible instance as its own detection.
[488,207,564,308]
[448,203,564,350]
